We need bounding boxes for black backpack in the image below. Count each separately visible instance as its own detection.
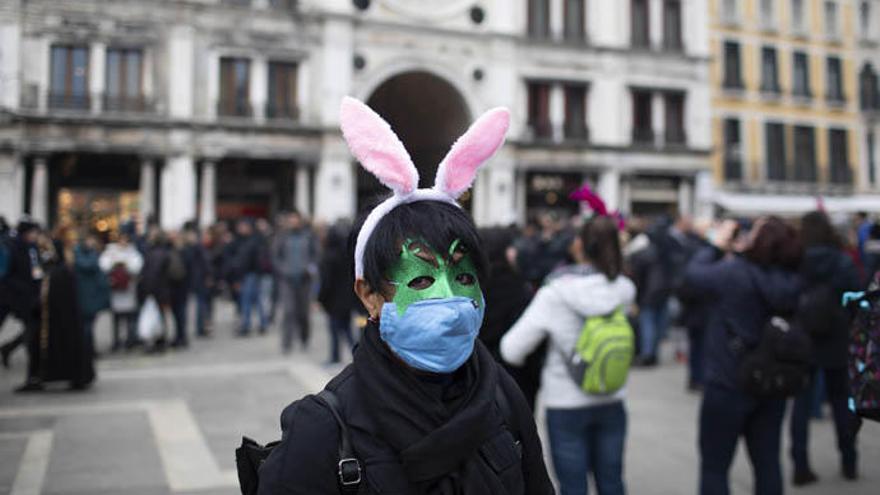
[736,315,813,398]
[799,278,850,339]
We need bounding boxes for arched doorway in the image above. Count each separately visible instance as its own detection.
[357,71,471,209]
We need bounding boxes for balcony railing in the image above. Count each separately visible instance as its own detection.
[665,127,687,146]
[217,99,253,118]
[632,127,654,145]
[265,102,299,121]
[103,94,154,113]
[529,120,553,140]
[48,92,91,111]
[563,121,589,142]
[830,164,854,185]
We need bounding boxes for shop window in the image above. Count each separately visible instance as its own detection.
[826,57,845,103]
[267,61,298,119]
[765,122,787,181]
[632,89,654,144]
[105,48,144,112]
[793,125,816,182]
[527,82,552,139]
[49,45,90,110]
[793,51,811,98]
[218,57,251,117]
[829,129,851,184]
[761,47,780,93]
[632,0,650,48]
[663,0,683,51]
[527,0,551,39]
[563,0,586,42]
[723,41,743,89]
[665,92,686,145]
[564,84,588,140]
[724,118,742,181]
[825,1,839,39]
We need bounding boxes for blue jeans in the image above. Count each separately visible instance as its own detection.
[239,273,267,334]
[546,402,627,495]
[638,303,669,359]
[699,384,785,495]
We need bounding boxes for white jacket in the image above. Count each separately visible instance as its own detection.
[99,243,144,313]
[500,267,636,409]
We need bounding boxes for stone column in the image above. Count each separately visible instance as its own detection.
[315,137,355,223]
[251,56,267,122]
[0,154,24,222]
[620,176,633,215]
[199,160,217,228]
[168,26,195,119]
[30,156,49,225]
[90,42,106,114]
[598,169,621,211]
[652,91,665,147]
[549,0,564,40]
[549,84,564,142]
[485,157,517,226]
[294,165,311,217]
[649,0,663,50]
[678,177,694,217]
[139,158,156,226]
[160,155,197,230]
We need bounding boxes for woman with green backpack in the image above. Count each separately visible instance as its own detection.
[501,209,636,495]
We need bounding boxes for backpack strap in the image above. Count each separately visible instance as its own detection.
[315,389,362,494]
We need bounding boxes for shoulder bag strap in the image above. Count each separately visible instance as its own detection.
[316,390,362,494]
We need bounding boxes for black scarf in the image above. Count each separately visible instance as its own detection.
[353,324,507,494]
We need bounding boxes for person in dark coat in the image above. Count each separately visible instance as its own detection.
[478,226,544,410]
[671,219,712,390]
[788,211,860,485]
[318,221,356,364]
[684,217,802,495]
[138,232,172,351]
[0,218,44,380]
[167,231,190,348]
[235,219,268,336]
[183,227,213,338]
[74,234,111,357]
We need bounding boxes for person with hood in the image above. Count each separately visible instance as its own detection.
[788,211,860,485]
[684,217,802,495]
[73,233,110,357]
[257,98,553,495]
[99,231,144,350]
[479,226,544,411]
[501,213,636,495]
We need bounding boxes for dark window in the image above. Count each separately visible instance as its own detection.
[760,0,775,27]
[267,62,298,119]
[861,64,879,110]
[862,2,872,37]
[527,82,552,139]
[793,51,811,98]
[723,41,743,89]
[563,0,586,42]
[760,47,780,93]
[219,57,251,117]
[722,0,738,23]
[528,0,551,39]
[632,0,650,48]
[765,122,787,180]
[826,57,845,102]
[825,1,839,38]
[49,45,89,110]
[793,125,816,182]
[632,90,654,144]
[791,0,805,32]
[105,48,144,112]
[665,92,686,145]
[724,118,742,180]
[564,84,588,140]
[829,129,851,184]
[663,1,683,51]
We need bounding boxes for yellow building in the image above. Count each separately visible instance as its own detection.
[708,0,879,215]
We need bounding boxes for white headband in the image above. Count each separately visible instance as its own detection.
[338,97,510,278]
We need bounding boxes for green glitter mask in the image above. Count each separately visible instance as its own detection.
[386,238,483,316]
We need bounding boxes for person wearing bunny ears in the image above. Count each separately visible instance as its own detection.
[255,98,554,495]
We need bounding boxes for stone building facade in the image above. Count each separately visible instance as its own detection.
[0,0,711,232]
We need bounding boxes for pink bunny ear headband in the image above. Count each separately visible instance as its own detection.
[339,96,511,279]
[569,185,626,231]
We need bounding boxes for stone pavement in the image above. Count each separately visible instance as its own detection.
[0,301,877,495]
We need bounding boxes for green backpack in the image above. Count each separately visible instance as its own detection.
[562,308,635,395]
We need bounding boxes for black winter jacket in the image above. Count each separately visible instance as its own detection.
[258,325,554,495]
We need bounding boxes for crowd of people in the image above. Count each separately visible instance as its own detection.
[1,204,876,493]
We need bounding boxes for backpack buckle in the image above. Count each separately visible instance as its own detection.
[338,458,362,486]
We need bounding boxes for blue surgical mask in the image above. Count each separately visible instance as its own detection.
[379,296,485,374]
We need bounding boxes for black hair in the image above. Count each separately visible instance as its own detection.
[801,210,841,249]
[352,200,487,293]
